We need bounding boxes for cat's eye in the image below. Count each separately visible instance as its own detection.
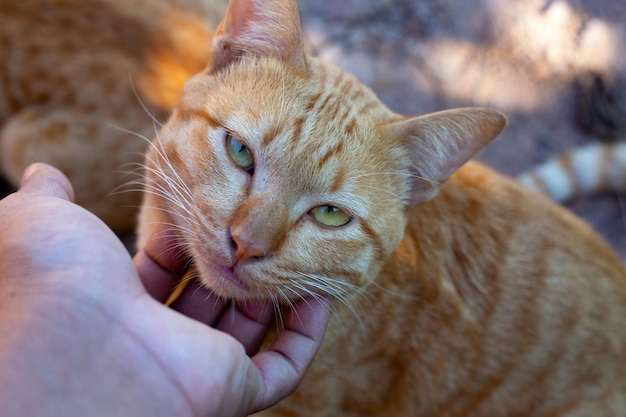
[309,205,352,227]
[227,134,254,174]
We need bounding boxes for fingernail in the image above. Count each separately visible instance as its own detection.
[20,163,41,185]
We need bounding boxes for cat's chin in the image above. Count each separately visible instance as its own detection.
[214,265,249,290]
[196,260,264,300]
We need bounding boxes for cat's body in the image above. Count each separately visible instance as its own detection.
[264,162,626,417]
[137,0,626,416]
[0,0,226,229]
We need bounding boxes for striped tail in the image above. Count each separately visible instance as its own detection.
[517,142,626,203]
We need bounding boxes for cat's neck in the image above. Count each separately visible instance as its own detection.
[369,162,516,325]
[315,160,626,413]
[330,159,623,343]
[322,162,518,342]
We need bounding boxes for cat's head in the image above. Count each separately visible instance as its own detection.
[140,0,507,303]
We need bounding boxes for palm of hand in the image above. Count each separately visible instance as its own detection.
[0,164,329,417]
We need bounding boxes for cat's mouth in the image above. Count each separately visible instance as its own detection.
[192,257,262,300]
[214,265,249,291]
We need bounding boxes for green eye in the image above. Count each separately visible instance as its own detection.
[227,134,254,173]
[309,205,352,227]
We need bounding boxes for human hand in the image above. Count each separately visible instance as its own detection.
[0,163,330,417]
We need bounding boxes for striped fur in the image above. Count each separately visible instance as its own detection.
[137,0,626,416]
[0,0,226,230]
[518,142,626,202]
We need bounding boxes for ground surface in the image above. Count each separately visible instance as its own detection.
[1,0,624,258]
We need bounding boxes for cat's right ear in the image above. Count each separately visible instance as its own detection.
[210,0,307,72]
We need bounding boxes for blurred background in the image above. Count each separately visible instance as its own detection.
[1,0,624,257]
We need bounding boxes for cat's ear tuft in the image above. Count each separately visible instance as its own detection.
[389,108,507,206]
[210,0,306,72]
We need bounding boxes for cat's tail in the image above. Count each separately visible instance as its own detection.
[517,142,626,202]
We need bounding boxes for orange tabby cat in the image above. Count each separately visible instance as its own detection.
[137,0,626,415]
[0,0,226,230]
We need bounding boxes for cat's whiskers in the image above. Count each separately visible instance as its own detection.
[351,171,445,201]
[106,122,163,166]
[145,167,194,213]
[146,225,191,263]
[291,271,369,329]
[105,126,196,220]
[104,125,156,196]
[360,185,405,202]
[144,143,195,205]
[368,280,419,300]
[148,218,204,245]
[140,167,195,218]
[355,171,444,187]
[277,290,312,334]
[350,171,410,181]
[268,292,286,330]
[138,200,206,253]
[128,72,164,129]
[148,169,188,203]
[149,136,195,203]
[292,271,363,296]
[108,177,201,236]
[282,282,327,313]
[285,279,360,338]
[131,145,203,235]
[110,124,195,209]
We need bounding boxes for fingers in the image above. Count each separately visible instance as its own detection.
[18,163,75,202]
[172,285,275,355]
[249,296,330,413]
[214,300,275,356]
[169,279,229,325]
[135,223,331,415]
[133,225,188,302]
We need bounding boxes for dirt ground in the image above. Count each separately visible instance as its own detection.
[1,0,624,258]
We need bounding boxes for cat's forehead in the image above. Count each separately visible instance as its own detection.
[217,61,398,170]
[190,56,390,130]
[175,57,409,205]
[209,59,395,148]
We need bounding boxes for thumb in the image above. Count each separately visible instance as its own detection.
[19,163,75,202]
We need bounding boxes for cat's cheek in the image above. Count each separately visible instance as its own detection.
[136,196,167,250]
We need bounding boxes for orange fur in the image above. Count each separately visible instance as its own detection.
[135,0,626,415]
[0,0,226,230]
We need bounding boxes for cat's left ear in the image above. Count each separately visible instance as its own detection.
[388,108,507,206]
[210,0,307,72]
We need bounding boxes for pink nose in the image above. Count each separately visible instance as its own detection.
[230,226,267,263]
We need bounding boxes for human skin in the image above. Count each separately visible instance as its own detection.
[0,163,330,417]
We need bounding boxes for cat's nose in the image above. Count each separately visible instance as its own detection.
[229,226,267,264]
